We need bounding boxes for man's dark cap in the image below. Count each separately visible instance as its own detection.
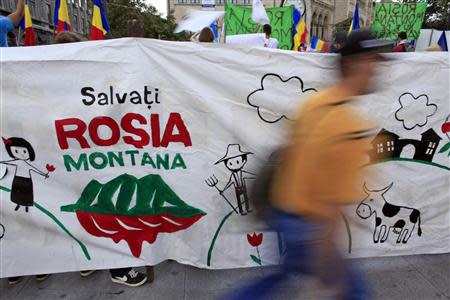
[338,29,395,56]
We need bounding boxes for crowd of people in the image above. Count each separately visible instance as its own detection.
[0,0,447,298]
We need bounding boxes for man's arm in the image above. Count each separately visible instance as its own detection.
[8,0,25,27]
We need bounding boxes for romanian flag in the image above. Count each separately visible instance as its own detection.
[90,0,110,40]
[54,0,71,33]
[348,1,360,33]
[311,36,329,52]
[292,8,307,51]
[437,31,448,51]
[19,0,36,46]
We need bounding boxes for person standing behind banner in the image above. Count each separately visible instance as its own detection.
[127,19,144,38]
[263,24,278,48]
[392,31,413,52]
[0,0,24,47]
[198,27,214,43]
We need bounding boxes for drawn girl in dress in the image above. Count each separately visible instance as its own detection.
[0,137,49,212]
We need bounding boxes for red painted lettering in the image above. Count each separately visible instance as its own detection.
[151,114,161,147]
[55,118,90,150]
[160,113,192,147]
[121,113,150,149]
[89,117,120,147]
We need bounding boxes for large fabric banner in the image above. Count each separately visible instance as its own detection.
[224,3,293,50]
[0,39,449,277]
[372,3,427,40]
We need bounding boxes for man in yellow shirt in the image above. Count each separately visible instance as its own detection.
[231,30,393,300]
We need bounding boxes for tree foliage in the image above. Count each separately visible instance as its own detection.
[106,0,189,40]
[422,0,450,30]
[400,0,449,30]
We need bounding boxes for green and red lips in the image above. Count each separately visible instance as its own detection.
[61,174,206,257]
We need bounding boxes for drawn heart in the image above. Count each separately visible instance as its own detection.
[46,164,56,172]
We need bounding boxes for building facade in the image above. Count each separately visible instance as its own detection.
[0,0,91,46]
[167,0,373,43]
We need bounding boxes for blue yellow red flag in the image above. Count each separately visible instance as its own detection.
[90,0,110,40]
[19,0,36,46]
[437,31,448,51]
[292,8,307,51]
[54,0,71,33]
[348,2,360,33]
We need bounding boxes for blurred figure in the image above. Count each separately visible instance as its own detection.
[127,19,144,38]
[228,30,393,300]
[54,31,87,44]
[262,24,278,48]
[0,0,24,47]
[392,31,413,52]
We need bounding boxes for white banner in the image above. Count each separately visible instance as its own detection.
[0,39,449,277]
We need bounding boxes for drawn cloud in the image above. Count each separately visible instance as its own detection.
[395,93,438,130]
[247,73,317,123]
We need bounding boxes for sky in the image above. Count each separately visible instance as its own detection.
[145,0,168,17]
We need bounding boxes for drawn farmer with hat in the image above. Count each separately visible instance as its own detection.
[206,144,256,215]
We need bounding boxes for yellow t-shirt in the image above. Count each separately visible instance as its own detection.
[270,85,378,221]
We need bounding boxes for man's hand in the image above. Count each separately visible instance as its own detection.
[8,0,25,27]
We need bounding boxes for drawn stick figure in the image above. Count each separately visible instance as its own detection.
[0,137,50,213]
[207,144,256,215]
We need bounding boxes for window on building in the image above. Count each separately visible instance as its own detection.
[216,0,225,4]
[426,142,436,155]
[387,141,395,152]
[242,0,251,4]
[190,0,199,3]
[377,143,384,153]
[74,15,78,31]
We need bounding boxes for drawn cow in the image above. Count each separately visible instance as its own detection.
[356,183,422,244]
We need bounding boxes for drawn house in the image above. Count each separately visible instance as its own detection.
[370,128,442,163]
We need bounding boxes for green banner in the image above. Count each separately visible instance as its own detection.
[224,3,293,50]
[372,3,427,40]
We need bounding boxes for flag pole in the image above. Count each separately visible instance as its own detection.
[17,27,22,46]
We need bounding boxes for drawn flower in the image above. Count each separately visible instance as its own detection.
[247,232,263,247]
[395,93,437,130]
[46,164,56,172]
[439,119,450,156]
[61,174,206,258]
[442,122,450,135]
[247,232,264,266]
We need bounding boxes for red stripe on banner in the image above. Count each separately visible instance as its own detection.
[24,27,36,46]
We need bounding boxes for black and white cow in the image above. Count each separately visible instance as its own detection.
[356,183,422,244]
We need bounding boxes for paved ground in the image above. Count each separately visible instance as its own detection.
[1,253,449,300]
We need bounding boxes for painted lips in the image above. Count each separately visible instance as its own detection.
[61,173,206,257]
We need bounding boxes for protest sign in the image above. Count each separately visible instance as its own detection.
[372,3,427,40]
[224,3,293,49]
[0,39,449,277]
